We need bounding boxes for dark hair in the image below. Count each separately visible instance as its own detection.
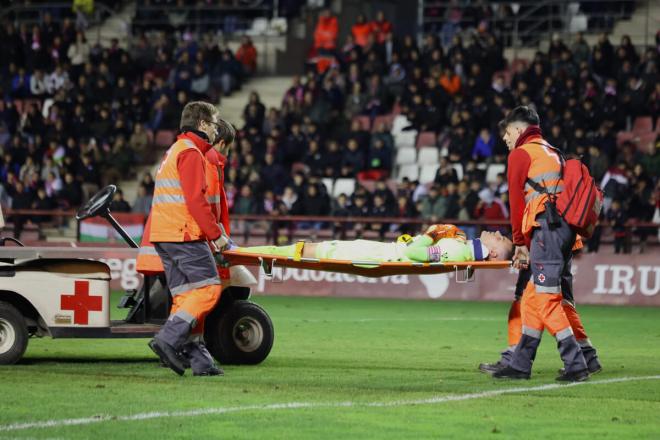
[498,105,540,129]
[179,101,219,130]
[215,118,236,145]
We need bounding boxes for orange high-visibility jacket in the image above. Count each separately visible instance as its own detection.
[314,16,338,50]
[137,149,226,275]
[351,22,373,47]
[519,141,564,239]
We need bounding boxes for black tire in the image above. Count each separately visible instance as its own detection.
[205,300,274,365]
[0,301,29,365]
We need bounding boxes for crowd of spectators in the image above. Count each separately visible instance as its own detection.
[0,12,256,236]
[0,6,657,250]
[223,9,658,250]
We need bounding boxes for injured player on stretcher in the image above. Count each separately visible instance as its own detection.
[234,225,513,263]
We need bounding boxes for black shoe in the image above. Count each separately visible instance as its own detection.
[558,360,602,376]
[492,366,531,380]
[149,339,186,376]
[479,361,506,375]
[555,369,589,382]
[193,366,224,376]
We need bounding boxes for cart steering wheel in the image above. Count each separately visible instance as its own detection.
[76,185,117,220]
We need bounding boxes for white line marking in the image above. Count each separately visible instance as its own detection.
[1,375,658,432]
[279,317,500,323]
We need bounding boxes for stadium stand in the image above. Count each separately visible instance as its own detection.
[0,2,657,251]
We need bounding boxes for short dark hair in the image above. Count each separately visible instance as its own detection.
[215,118,236,145]
[498,105,540,129]
[179,101,219,130]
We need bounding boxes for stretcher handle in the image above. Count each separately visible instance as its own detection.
[258,257,283,283]
[454,265,475,284]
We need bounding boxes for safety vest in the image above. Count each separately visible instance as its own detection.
[204,156,222,224]
[520,141,564,238]
[136,215,163,274]
[149,138,206,242]
[137,148,229,277]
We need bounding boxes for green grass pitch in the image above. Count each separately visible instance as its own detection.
[1,294,659,439]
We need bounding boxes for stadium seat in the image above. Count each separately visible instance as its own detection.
[486,163,506,183]
[569,14,588,33]
[510,58,529,72]
[372,114,395,131]
[632,116,653,135]
[416,131,437,148]
[352,115,371,131]
[391,115,411,135]
[333,178,356,198]
[269,17,288,35]
[155,130,176,148]
[359,180,377,192]
[452,163,464,181]
[146,129,154,146]
[245,18,269,36]
[12,99,23,114]
[394,130,417,149]
[616,131,636,147]
[398,164,419,181]
[321,178,334,195]
[636,132,657,153]
[23,98,42,111]
[417,146,439,165]
[395,147,417,166]
[291,162,308,174]
[419,164,439,184]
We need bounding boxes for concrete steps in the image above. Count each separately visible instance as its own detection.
[86,2,135,47]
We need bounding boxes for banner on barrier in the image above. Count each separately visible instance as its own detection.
[8,248,658,306]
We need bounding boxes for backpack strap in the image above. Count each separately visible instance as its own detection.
[525,141,565,199]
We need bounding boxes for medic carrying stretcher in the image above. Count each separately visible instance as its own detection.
[0,186,513,366]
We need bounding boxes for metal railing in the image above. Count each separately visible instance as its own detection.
[0,210,656,253]
[0,2,129,46]
[421,0,656,52]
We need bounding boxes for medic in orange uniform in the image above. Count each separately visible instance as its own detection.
[146,102,235,377]
[491,106,595,382]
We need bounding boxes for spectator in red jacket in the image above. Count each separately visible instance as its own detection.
[313,9,338,51]
[236,36,257,76]
[351,14,373,47]
[371,10,392,44]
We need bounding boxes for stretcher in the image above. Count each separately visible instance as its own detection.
[222,250,512,283]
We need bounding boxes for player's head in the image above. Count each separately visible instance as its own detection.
[499,105,540,150]
[479,230,513,261]
[212,118,236,155]
[179,101,221,143]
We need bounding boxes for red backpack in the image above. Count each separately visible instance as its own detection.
[527,143,604,238]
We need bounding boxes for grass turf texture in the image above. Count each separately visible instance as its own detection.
[1,294,659,439]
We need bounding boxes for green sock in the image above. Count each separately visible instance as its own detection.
[237,245,296,257]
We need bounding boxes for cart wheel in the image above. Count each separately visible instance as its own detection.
[205,300,274,365]
[0,302,28,365]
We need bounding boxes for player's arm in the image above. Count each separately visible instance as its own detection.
[424,224,467,242]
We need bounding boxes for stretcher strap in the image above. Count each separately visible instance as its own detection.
[293,241,305,262]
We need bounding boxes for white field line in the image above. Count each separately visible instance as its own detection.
[1,375,659,432]
[278,317,500,322]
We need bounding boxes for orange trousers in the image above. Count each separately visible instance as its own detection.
[507,296,588,345]
[170,284,222,337]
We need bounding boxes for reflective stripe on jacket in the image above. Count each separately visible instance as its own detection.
[150,138,205,242]
[520,141,564,239]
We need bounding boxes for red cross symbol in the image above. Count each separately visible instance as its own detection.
[60,280,103,325]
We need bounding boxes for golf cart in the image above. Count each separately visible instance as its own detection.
[0,185,274,365]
